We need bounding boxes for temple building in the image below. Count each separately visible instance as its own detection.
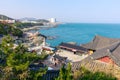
[52,54,67,66]
[59,42,88,55]
[72,35,120,72]
[81,35,120,55]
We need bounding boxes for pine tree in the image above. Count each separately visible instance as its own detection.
[0,36,47,80]
[55,63,73,80]
[66,63,72,80]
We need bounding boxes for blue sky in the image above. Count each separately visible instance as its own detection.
[0,0,120,23]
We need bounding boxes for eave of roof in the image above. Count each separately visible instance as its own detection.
[59,42,87,52]
[81,35,120,50]
[53,54,67,61]
[73,41,120,68]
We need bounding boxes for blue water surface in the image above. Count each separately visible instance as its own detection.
[40,23,120,46]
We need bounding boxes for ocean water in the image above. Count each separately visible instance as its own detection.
[40,23,120,46]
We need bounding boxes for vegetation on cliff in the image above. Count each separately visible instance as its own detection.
[14,22,44,29]
[0,22,23,37]
[0,35,47,80]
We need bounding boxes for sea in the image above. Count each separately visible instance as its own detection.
[40,23,120,47]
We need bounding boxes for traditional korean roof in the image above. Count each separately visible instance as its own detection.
[59,42,87,52]
[29,62,46,71]
[42,70,59,80]
[72,44,120,70]
[53,54,67,61]
[89,41,119,59]
[110,44,120,66]
[72,35,120,70]
[81,35,120,50]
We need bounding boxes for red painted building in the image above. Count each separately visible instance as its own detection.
[98,56,115,64]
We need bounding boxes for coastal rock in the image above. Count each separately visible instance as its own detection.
[47,36,58,40]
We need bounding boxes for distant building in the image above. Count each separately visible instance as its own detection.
[49,18,56,23]
[52,54,67,67]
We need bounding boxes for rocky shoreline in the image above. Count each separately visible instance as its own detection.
[22,22,60,32]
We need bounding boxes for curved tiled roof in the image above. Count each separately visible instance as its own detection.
[59,42,88,52]
[42,70,59,80]
[53,54,67,61]
[81,35,120,50]
[73,35,120,70]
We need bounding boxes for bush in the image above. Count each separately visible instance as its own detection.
[73,67,117,80]
[0,22,23,37]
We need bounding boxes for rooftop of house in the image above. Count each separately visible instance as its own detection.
[72,35,120,69]
[59,42,88,52]
[53,54,67,61]
[29,60,46,71]
[81,35,120,50]
[89,42,120,66]
[42,70,59,80]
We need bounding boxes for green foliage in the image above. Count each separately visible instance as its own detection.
[57,65,116,80]
[40,50,49,60]
[28,67,47,80]
[0,36,47,80]
[12,28,23,37]
[66,63,72,80]
[55,63,73,80]
[14,22,43,29]
[1,35,14,56]
[73,67,117,80]
[0,22,23,37]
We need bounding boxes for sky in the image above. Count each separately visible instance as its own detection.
[0,0,120,23]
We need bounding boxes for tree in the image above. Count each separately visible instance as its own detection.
[55,63,73,80]
[73,66,117,80]
[0,22,23,37]
[0,36,47,80]
[28,67,47,80]
[66,63,72,80]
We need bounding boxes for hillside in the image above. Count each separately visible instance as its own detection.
[0,14,14,20]
[19,17,37,21]
[19,17,49,23]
